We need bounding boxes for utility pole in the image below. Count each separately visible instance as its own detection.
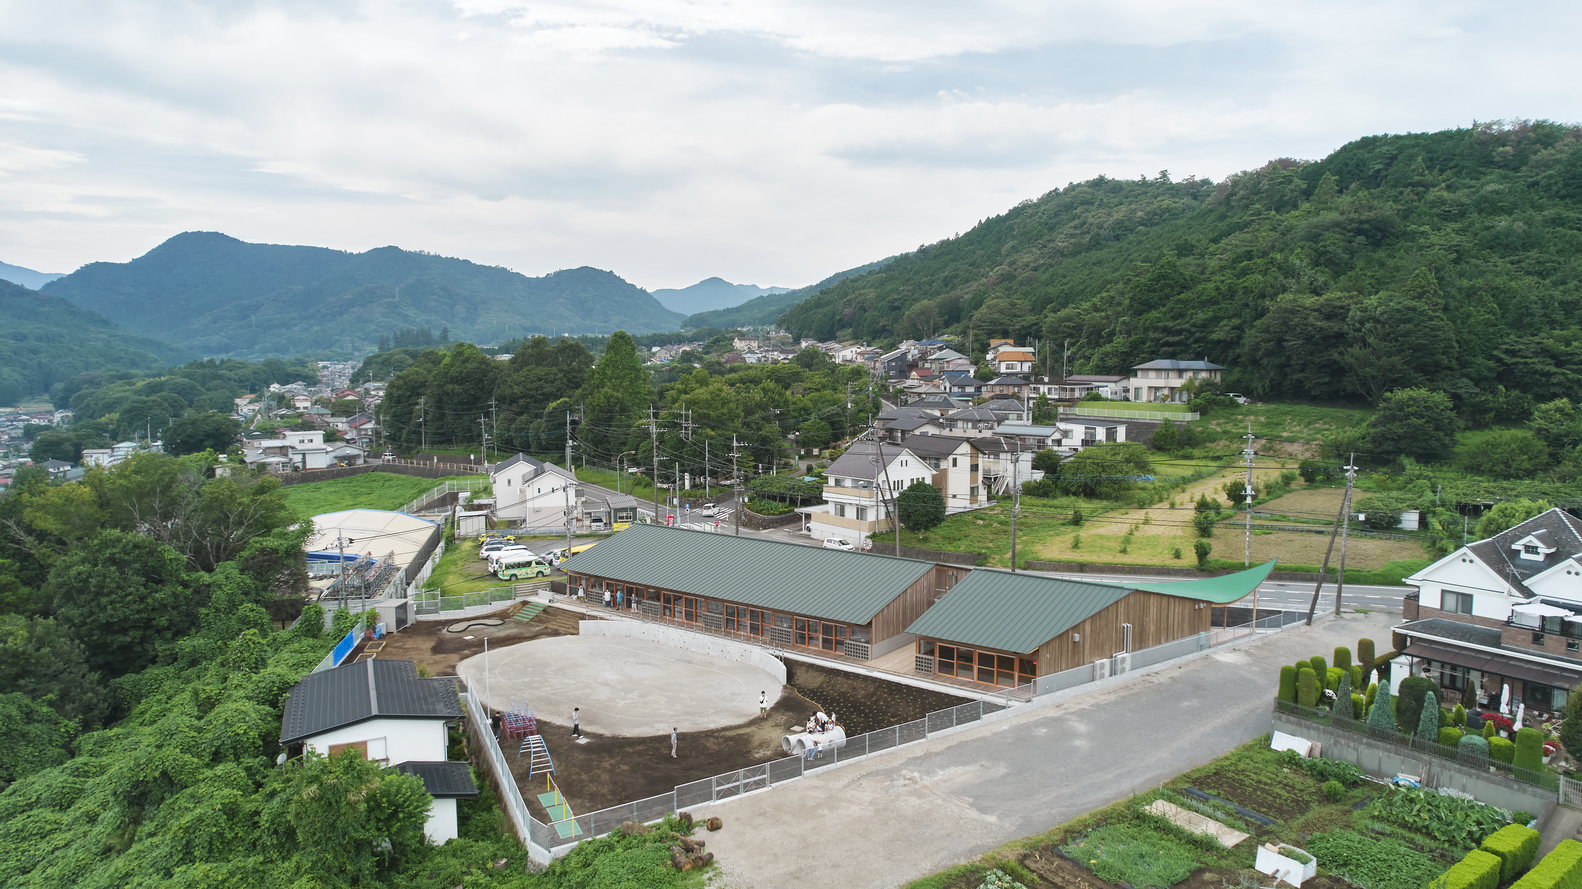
[646,407,660,525]
[479,415,489,461]
[704,439,710,498]
[1303,472,1352,627]
[1335,455,1358,614]
[1242,423,1255,567]
[732,434,742,536]
[418,396,426,453]
[563,409,574,478]
[1009,438,1021,572]
[489,397,498,461]
[1063,340,1069,381]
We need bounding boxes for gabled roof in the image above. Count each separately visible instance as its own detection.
[825,441,920,481]
[885,415,941,432]
[891,434,975,458]
[995,424,1062,438]
[394,761,479,798]
[996,351,1036,362]
[944,407,1000,423]
[988,376,1029,386]
[1463,508,1582,595]
[559,524,935,625]
[906,561,1276,653]
[929,349,969,361]
[280,659,463,745]
[1132,359,1225,371]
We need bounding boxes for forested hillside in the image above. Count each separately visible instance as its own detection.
[781,121,1582,420]
[682,256,898,329]
[0,279,190,406]
[42,232,688,359]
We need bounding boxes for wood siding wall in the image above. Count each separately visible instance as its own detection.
[1035,592,1210,674]
[872,569,947,643]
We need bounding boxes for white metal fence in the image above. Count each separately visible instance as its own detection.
[1060,406,1200,421]
[397,478,493,515]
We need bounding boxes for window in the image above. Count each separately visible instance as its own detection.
[1442,591,1474,615]
[1533,632,1546,645]
[970,463,979,472]
[857,506,868,521]
[970,485,979,497]
[929,458,940,470]
[1524,544,1540,556]
[951,457,958,468]
[834,503,846,518]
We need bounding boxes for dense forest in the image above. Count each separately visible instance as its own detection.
[781,121,1582,423]
[0,279,191,406]
[680,256,899,330]
[374,333,878,481]
[42,232,688,359]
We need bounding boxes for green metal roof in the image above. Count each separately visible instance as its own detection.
[903,560,1277,654]
[1127,561,1278,603]
[560,524,935,625]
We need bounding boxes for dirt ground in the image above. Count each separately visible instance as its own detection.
[504,660,971,816]
[1259,487,1345,520]
[371,604,596,675]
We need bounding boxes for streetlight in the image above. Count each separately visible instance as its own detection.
[616,450,637,495]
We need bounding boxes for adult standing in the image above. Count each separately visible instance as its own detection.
[671,727,678,759]
[572,707,582,738]
[603,588,612,609]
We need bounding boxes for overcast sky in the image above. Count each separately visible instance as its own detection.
[1,1,1577,291]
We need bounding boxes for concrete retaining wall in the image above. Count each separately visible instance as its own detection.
[577,621,787,685]
[1270,711,1556,816]
[868,542,982,566]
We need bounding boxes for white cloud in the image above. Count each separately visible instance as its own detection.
[0,0,1577,291]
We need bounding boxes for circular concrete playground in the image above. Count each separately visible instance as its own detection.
[455,635,782,737]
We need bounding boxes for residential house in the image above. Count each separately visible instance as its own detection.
[1396,508,1582,716]
[813,441,935,541]
[904,395,967,415]
[1031,374,1129,401]
[1128,359,1225,404]
[940,406,1000,437]
[733,336,760,352]
[981,398,1029,424]
[743,349,767,364]
[995,349,1037,375]
[490,453,580,529]
[1054,420,1126,453]
[925,349,971,373]
[986,376,1029,399]
[908,563,1274,688]
[81,448,114,468]
[992,424,1064,451]
[279,659,476,843]
[944,372,984,399]
[835,344,870,365]
[896,434,982,512]
[38,459,73,479]
[562,524,966,660]
[985,339,1018,359]
[877,412,947,443]
[870,348,911,380]
[289,394,313,410]
[245,429,332,471]
[970,436,1036,495]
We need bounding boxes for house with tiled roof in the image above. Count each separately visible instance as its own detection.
[1396,508,1582,718]
[1128,359,1225,404]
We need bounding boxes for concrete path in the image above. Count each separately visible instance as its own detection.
[456,635,781,736]
[693,611,1396,889]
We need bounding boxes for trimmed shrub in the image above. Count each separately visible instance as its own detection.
[1358,637,1377,680]
[1482,824,1542,883]
[1398,676,1437,731]
[1418,691,1441,742]
[1351,665,1364,690]
[1367,682,1379,710]
[1441,708,1453,726]
[1322,780,1344,802]
[1440,727,1464,747]
[1298,668,1319,709]
[1490,737,1516,764]
[1458,734,1490,761]
[1279,665,1298,703]
[1310,656,1329,681]
[1334,646,1352,670]
[1436,849,1503,889]
[1335,671,1355,720]
[1352,693,1366,716]
[1509,838,1582,889]
[1326,667,1344,692]
[1485,720,1497,739]
[1368,683,1397,733]
[1454,704,1467,727]
[1514,727,1545,771]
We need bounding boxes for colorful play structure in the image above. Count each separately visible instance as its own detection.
[500,698,579,837]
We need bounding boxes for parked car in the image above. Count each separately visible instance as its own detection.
[1226,393,1251,405]
[479,540,519,559]
[822,537,856,551]
[487,546,534,571]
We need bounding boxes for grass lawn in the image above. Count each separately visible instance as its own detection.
[421,537,514,596]
[282,472,484,518]
[905,736,1513,889]
[1191,402,1373,445]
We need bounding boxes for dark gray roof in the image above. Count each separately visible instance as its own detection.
[825,440,917,481]
[988,376,1029,386]
[1132,359,1225,371]
[1465,508,1582,595]
[560,524,935,625]
[395,761,479,798]
[893,434,975,458]
[885,415,939,432]
[944,407,999,422]
[1397,617,1502,648]
[280,659,464,744]
[878,406,930,422]
[906,570,1131,653]
[982,399,1026,412]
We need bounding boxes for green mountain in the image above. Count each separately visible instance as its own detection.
[41,232,688,359]
[651,277,790,316]
[0,260,65,290]
[683,256,898,329]
[0,278,191,405]
[780,122,1582,416]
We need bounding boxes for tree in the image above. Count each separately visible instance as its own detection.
[1416,690,1440,742]
[1476,499,1552,540]
[1367,682,1396,734]
[0,614,108,729]
[1560,691,1582,761]
[1459,429,1549,479]
[1335,670,1354,720]
[1031,449,1063,475]
[1150,419,1179,451]
[1193,538,1212,567]
[28,431,78,463]
[897,480,946,532]
[1368,387,1461,462]
[797,419,832,452]
[1529,398,1582,453]
[165,411,243,457]
[1396,676,1436,733]
[1059,443,1152,499]
[48,529,196,676]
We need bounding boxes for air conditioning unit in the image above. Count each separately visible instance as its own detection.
[1093,658,1111,680]
[1113,652,1132,675]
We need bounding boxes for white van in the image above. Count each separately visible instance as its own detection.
[494,553,551,581]
[487,546,534,571]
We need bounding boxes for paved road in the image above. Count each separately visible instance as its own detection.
[694,611,1397,889]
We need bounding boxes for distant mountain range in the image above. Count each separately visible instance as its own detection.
[0,260,65,290]
[682,257,900,330]
[650,277,791,316]
[0,278,192,406]
[41,232,689,359]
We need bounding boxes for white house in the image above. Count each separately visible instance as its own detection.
[244,429,331,471]
[1128,359,1225,404]
[490,453,580,529]
[279,659,476,844]
[811,439,934,542]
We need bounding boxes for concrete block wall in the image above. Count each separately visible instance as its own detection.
[578,621,787,685]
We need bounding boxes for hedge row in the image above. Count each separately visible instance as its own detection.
[1511,839,1582,889]
[1482,825,1542,884]
[1434,849,1502,889]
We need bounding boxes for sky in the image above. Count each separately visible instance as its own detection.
[1,1,1579,292]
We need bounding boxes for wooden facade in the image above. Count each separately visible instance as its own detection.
[1033,591,1210,675]
[870,569,947,646]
